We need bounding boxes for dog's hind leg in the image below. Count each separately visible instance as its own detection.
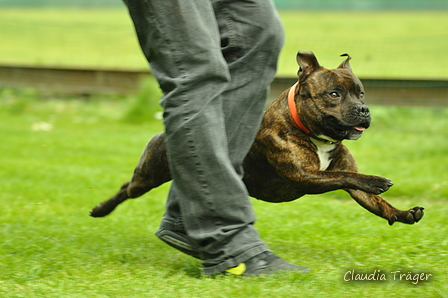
[90,132,172,217]
[90,182,131,217]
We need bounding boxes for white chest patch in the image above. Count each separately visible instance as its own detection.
[311,138,337,171]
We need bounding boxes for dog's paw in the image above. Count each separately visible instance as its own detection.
[89,202,113,217]
[388,206,425,225]
[364,176,393,195]
[405,206,425,223]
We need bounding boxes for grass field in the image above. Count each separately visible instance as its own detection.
[0,8,448,78]
[0,84,447,297]
[1,6,447,298]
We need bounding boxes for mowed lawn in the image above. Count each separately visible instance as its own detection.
[0,7,448,298]
[0,86,447,297]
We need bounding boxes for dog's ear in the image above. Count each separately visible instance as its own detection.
[338,53,352,71]
[296,51,321,81]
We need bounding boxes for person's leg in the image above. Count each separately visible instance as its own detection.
[124,0,292,275]
[196,0,289,274]
[213,0,285,175]
[158,0,285,243]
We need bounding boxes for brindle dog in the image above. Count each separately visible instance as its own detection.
[90,51,424,226]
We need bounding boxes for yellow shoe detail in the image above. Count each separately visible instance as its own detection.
[225,263,246,275]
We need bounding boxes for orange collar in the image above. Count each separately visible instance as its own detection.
[288,82,311,134]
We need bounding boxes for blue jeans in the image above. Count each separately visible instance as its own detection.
[124,0,284,274]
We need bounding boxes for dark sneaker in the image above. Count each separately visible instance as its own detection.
[155,229,202,259]
[223,252,310,276]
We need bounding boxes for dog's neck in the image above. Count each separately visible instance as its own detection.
[288,82,310,134]
[288,82,339,145]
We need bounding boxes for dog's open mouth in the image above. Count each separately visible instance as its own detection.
[353,126,366,132]
[322,116,370,141]
[347,125,369,140]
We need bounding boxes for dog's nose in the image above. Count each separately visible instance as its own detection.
[356,105,370,117]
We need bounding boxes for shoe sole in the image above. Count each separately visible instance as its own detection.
[155,229,202,259]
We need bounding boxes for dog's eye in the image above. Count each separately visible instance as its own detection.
[329,92,340,99]
[360,91,365,98]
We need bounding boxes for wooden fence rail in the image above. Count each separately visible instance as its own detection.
[1,65,447,107]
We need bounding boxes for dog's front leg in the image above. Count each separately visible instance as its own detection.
[345,189,424,225]
[264,146,394,196]
[329,146,424,225]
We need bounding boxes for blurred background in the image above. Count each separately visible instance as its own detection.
[1,0,448,75]
[0,0,447,105]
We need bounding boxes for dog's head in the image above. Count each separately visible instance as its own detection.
[293,51,370,142]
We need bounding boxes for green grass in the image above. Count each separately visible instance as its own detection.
[0,8,447,78]
[0,87,447,297]
[1,7,448,297]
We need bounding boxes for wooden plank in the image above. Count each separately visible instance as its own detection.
[1,65,447,107]
[0,65,147,94]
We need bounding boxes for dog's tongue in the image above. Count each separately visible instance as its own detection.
[354,126,366,132]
